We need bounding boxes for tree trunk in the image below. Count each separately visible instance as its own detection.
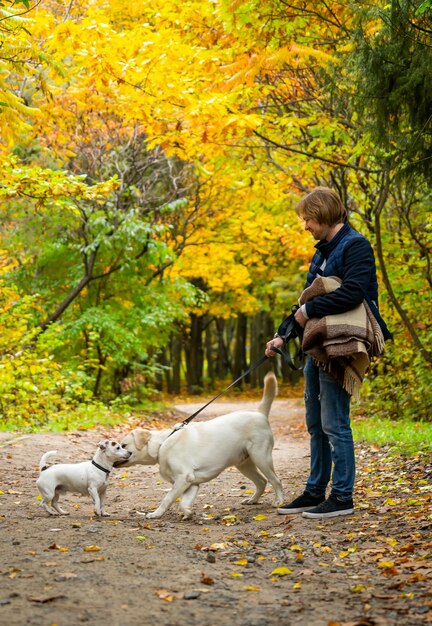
[205,318,215,388]
[233,313,248,387]
[170,334,182,394]
[155,350,167,392]
[215,318,230,380]
[184,314,204,393]
[92,344,106,398]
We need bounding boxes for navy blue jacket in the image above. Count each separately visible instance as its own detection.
[303,223,391,340]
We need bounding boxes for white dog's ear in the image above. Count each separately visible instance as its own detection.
[132,429,151,451]
[98,440,108,451]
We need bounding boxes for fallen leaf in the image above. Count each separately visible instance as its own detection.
[154,588,174,602]
[83,545,101,552]
[209,542,227,551]
[9,567,22,580]
[48,544,69,552]
[385,537,398,547]
[200,573,214,585]
[271,567,293,576]
[221,514,238,525]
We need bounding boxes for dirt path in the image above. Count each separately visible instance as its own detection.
[0,398,430,626]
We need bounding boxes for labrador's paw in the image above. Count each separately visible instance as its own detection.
[242,497,259,505]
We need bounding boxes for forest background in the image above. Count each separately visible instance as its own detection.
[0,0,431,446]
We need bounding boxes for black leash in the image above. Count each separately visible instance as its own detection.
[277,338,305,371]
[168,344,303,437]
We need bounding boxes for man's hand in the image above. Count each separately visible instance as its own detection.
[294,307,308,328]
[265,335,284,357]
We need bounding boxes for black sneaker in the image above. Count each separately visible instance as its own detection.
[302,494,354,518]
[277,492,326,515]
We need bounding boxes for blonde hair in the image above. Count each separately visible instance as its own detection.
[295,187,347,226]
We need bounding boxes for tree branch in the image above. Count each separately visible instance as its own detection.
[253,129,382,174]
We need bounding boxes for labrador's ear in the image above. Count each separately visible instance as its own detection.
[132,429,151,451]
[147,435,162,461]
[98,440,109,451]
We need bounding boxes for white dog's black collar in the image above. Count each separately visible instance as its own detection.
[91,460,110,475]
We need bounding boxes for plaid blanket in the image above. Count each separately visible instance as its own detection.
[299,276,385,398]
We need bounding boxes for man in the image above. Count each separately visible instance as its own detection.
[265,186,390,519]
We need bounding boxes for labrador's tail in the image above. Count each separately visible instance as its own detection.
[257,371,278,418]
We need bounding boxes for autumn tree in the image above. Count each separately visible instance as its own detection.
[1,0,430,420]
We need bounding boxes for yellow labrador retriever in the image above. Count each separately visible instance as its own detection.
[117,372,284,519]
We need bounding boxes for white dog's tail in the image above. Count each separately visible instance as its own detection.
[257,371,278,418]
[39,450,57,471]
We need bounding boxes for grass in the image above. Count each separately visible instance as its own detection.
[352,415,432,455]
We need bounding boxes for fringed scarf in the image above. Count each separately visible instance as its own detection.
[300,276,385,398]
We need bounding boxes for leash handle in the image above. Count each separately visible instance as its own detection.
[271,343,305,371]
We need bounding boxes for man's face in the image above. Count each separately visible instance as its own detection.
[303,218,331,241]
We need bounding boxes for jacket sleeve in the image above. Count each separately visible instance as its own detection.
[304,239,376,318]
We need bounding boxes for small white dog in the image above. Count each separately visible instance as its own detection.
[117,371,284,519]
[36,440,131,516]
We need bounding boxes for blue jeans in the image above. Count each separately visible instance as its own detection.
[303,357,355,501]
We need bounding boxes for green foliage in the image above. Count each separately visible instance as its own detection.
[361,343,431,422]
[1,138,202,403]
[415,0,432,15]
[0,282,92,428]
[0,277,175,428]
[352,1,432,178]
[50,277,198,401]
[358,183,432,422]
